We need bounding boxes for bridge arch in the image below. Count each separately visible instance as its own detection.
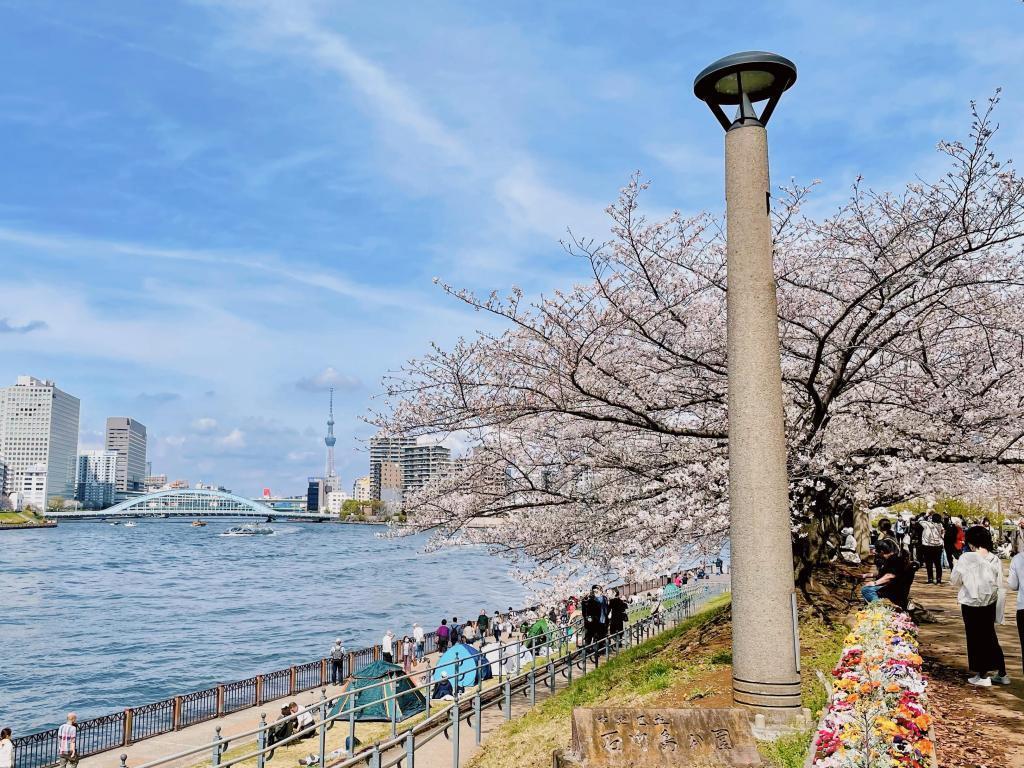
[93,488,282,518]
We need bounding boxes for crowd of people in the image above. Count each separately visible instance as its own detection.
[853,513,1024,688]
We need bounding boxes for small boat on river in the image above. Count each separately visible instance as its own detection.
[191,520,207,527]
[221,523,274,537]
[123,521,137,528]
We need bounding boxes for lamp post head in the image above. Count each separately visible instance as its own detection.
[694,51,797,131]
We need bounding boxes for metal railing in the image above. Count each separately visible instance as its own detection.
[11,574,716,768]
[108,583,727,768]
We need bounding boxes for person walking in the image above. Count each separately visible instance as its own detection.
[944,517,963,567]
[0,728,13,768]
[492,611,502,643]
[436,619,451,653]
[476,609,489,645]
[412,623,425,665]
[581,584,610,665]
[329,638,345,684]
[919,513,946,584]
[400,635,414,673]
[1010,517,1024,556]
[950,526,1008,687]
[450,617,462,645]
[56,714,77,768]
[1009,545,1024,676]
[607,588,628,647]
[381,630,395,663]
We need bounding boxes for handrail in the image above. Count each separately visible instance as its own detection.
[11,575,718,768]
[113,582,726,768]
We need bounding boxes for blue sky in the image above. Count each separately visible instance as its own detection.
[1,0,1021,496]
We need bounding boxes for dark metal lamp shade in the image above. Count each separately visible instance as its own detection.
[693,51,797,131]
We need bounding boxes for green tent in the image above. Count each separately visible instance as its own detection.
[332,661,426,723]
[526,618,554,650]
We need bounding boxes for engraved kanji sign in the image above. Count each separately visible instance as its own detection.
[571,708,761,767]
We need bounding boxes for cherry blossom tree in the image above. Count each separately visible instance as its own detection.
[374,97,1024,591]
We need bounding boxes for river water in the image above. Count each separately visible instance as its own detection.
[0,520,525,733]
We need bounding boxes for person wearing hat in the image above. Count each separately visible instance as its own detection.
[329,638,345,684]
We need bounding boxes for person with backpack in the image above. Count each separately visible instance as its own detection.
[450,617,462,644]
[476,609,489,645]
[329,638,345,684]
[436,619,451,653]
[950,525,1008,687]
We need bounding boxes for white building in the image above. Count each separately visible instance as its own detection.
[0,376,81,504]
[403,444,451,495]
[326,489,350,514]
[105,417,147,495]
[352,476,371,501]
[76,450,118,509]
[369,435,415,500]
[22,463,48,511]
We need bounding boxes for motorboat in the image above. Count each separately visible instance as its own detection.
[109,521,120,526]
[220,523,274,537]
[191,520,207,527]
[124,521,137,528]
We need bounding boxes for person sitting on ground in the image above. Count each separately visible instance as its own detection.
[432,673,454,700]
[291,702,315,739]
[861,538,911,604]
[950,525,1009,687]
[267,705,295,746]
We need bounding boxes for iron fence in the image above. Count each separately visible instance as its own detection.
[178,687,218,729]
[222,678,258,715]
[130,699,174,741]
[12,575,717,768]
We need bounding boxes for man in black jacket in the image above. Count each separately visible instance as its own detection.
[581,584,610,665]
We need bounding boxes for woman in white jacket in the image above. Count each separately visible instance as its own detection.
[1009,547,1024,677]
[949,525,1008,687]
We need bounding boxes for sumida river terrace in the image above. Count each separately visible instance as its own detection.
[1,520,525,733]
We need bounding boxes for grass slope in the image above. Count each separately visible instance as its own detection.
[467,594,847,768]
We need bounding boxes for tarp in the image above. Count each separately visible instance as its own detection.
[431,642,491,688]
[526,618,554,650]
[482,641,534,675]
[331,660,426,722]
[662,583,681,600]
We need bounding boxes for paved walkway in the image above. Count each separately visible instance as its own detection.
[913,577,1024,767]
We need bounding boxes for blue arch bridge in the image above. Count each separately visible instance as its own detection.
[48,488,334,521]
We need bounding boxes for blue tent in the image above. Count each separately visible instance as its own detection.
[431,642,492,688]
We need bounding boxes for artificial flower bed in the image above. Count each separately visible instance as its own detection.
[811,602,934,767]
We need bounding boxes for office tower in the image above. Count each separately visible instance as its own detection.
[0,376,80,504]
[76,450,118,508]
[306,477,325,512]
[105,417,147,494]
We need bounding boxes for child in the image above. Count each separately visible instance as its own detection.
[401,635,414,673]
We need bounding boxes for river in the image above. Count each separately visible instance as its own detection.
[0,520,525,733]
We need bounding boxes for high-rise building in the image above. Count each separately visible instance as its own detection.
[0,376,80,504]
[307,476,326,513]
[403,444,452,495]
[369,435,415,500]
[76,450,118,508]
[144,474,168,492]
[105,417,147,495]
[352,476,371,501]
[379,461,403,513]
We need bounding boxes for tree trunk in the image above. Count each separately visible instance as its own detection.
[853,504,871,559]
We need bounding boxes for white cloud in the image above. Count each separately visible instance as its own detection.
[192,417,218,433]
[218,428,246,448]
[295,366,362,393]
